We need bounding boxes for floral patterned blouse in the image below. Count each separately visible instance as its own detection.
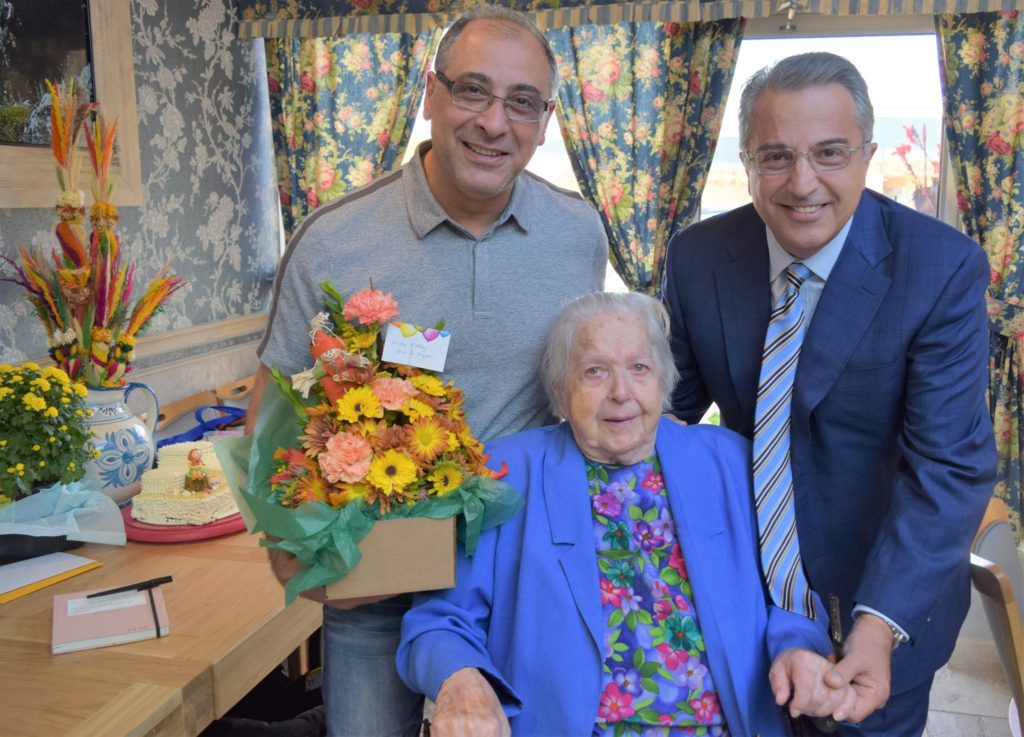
[588,456,729,737]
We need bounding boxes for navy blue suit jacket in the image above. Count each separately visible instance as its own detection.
[663,189,996,690]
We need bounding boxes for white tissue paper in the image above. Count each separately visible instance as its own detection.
[0,482,127,546]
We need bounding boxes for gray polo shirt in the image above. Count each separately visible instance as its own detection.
[259,142,608,441]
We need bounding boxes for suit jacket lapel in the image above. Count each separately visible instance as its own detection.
[718,210,773,425]
[796,193,893,417]
[542,424,603,653]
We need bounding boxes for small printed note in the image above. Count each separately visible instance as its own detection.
[68,591,146,616]
[380,322,451,372]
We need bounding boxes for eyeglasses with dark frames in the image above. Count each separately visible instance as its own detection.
[434,71,552,124]
[740,142,873,176]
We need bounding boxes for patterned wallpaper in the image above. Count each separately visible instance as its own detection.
[0,0,280,365]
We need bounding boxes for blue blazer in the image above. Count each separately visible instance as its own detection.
[663,190,996,690]
[398,419,831,737]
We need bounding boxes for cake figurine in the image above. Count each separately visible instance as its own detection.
[184,448,212,493]
[131,441,239,526]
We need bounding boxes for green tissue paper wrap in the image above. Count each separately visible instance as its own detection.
[215,383,523,604]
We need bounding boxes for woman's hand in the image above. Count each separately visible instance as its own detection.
[264,536,392,609]
[430,667,510,737]
[769,648,857,721]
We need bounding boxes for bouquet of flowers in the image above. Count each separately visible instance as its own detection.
[218,282,522,602]
[0,362,95,507]
[1,78,184,387]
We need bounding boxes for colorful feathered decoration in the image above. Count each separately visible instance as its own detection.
[1,79,185,387]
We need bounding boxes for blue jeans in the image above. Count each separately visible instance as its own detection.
[321,595,424,737]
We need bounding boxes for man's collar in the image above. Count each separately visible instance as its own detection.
[406,140,528,239]
[766,216,854,283]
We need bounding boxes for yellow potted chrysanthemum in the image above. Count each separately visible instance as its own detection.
[0,362,127,562]
[0,362,94,507]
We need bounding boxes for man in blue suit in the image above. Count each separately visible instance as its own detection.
[663,52,995,736]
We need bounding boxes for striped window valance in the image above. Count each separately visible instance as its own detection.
[237,0,1024,38]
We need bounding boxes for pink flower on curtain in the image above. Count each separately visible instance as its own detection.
[987,130,1013,155]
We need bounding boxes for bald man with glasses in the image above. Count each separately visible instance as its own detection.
[663,52,994,736]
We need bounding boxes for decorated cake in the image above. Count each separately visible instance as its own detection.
[131,441,239,526]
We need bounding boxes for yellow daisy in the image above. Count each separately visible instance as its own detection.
[329,482,369,508]
[335,385,384,423]
[349,330,378,350]
[367,449,418,495]
[408,417,448,463]
[402,397,435,421]
[459,427,486,466]
[410,374,445,397]
[428,463,464,496]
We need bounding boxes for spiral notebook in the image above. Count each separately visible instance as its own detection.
[51,586,170,654]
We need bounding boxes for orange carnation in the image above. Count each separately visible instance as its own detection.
[371,376,419,410]
[343,288,399,325]
[318,430,373,483]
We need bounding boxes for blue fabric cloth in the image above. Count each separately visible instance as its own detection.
[398,419,832,737]
[663,189,996,704]
[321,596,423,737]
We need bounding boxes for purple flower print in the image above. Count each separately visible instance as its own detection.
[619,587,643,614]
[651,507,676,544]
[632,520,665,552]
[613,667,644,696]
[606,480,636,501]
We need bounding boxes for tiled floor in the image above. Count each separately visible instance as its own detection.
[924,637,1013,737]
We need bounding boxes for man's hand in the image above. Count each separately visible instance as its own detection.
[264,537,392,609]
[821,613,894,723]
[769,648,857,720]
[430,667,510,737]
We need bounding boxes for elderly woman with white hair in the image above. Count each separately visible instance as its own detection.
[398,292,854,737]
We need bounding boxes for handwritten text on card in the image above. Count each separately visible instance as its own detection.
[381,322,451,372]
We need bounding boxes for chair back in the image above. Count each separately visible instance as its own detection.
[971,497,1024,735]
[975,499,1024,616]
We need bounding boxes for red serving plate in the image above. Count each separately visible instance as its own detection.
[120,504,247,543]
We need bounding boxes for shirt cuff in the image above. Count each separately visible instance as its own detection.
[852,603,910,644]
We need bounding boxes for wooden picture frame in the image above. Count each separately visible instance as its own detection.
[0,0,142,208]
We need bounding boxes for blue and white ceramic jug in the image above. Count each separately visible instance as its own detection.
[82,383,159,506]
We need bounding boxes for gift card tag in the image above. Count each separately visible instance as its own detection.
[381,322,451,372]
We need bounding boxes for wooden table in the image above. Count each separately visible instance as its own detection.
[0,530,322,737]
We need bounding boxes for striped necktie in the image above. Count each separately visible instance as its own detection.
[753,262,817,618]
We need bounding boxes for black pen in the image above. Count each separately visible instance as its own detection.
[86,575,173,599]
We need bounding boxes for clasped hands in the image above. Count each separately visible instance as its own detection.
[770,613,893,725]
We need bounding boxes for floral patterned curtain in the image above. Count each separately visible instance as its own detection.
[546,19,744,294]
[266,30,441,237]
[936,11,1024,534]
